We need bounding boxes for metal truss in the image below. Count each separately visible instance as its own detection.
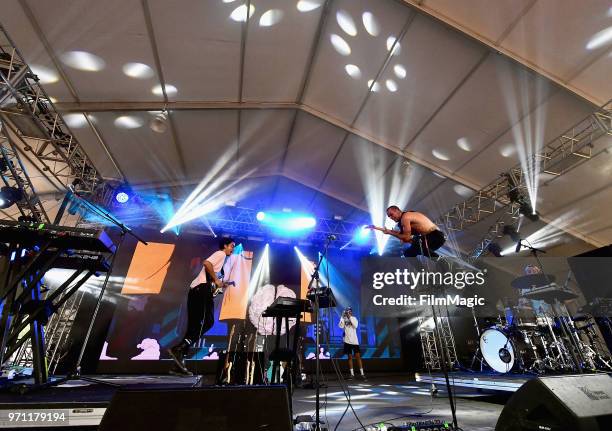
[98,204,365,246]
[0,24,104,199]
[0,125,49,221]
[419,318,441,370]
[205,206,363,246]
[436,100,612,257]
[418,314,459,371]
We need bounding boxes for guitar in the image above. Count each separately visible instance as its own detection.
[211,280,235,298]
[220,325,235,384]
[244,333,253,385]
[247,333,257,385]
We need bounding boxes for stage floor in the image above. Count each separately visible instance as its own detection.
[0,373,511,430]
[415,371,532,392]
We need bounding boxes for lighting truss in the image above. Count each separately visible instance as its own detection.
[205,206,364,246]
[0,24,104,205]
[0,126,49,221]
[435,100,611,258]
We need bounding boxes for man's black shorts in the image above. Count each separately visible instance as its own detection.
[343,343,360,355]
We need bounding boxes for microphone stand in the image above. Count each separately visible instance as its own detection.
[304,236,333,431]
[20,190,148,392]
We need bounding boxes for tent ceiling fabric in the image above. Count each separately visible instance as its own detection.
[1,0,610,250]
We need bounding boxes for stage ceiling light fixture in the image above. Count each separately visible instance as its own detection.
[0,186,23,209]
[149,110,168,133]
[113,185,133,204]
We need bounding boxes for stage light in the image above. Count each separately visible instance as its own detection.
[0,186,23,209]
[115,192,129,204]
[161,146,257,232]
[354,225,371,244]
[113,185,132,205]
[257,211,316,235]
[248,244,270,299]
[486,242,503,257]
[30,64,59,84]
[519,201,539,221]
[502,225,520,242]
[149,111,168,133]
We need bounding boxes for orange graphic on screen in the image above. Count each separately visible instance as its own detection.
[122,242,175,294]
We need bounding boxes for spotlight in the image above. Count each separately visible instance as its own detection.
[256,211,316,234]
[486,242,503,257]
[502,225,520,242]
[113,185,133,205]
[115,192,129,204]
[149,111,168,133]
[0,186,23,209]
[519,202,539,221]
[354,225,371,244]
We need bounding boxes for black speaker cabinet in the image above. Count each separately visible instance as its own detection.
[496,374,612,431]
[99,385,292,431]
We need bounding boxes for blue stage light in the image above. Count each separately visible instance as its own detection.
[256,211,316,235]
[115,191,130,204]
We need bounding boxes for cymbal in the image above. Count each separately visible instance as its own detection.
[511,274,556,290]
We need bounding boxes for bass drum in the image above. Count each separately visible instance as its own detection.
[480,328,515,373]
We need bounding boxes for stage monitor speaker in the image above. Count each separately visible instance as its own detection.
[496,374,612,431]
[99,385,292,431]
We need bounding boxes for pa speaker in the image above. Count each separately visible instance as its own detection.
[496,374,612,431]
[99,385,292,431]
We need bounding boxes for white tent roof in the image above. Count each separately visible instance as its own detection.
[1,0,610,254]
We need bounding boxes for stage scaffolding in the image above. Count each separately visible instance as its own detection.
[0,24,105,206]
[432,100,612,258]
[1,24,112,372]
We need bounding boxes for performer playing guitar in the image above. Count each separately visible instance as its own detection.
[168,237,236,376]
[367,206,446,258]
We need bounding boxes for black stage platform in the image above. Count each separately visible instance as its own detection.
[0,373,511,430]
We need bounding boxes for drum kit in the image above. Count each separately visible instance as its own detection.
[471,273,612,375]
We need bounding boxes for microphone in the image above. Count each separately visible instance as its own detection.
[515,239,522,253]
[327,234,337,241]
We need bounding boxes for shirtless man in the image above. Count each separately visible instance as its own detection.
[368,206,446,258]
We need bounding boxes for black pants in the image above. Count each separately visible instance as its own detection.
[184,283,215,344]
[403,230,446,258]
